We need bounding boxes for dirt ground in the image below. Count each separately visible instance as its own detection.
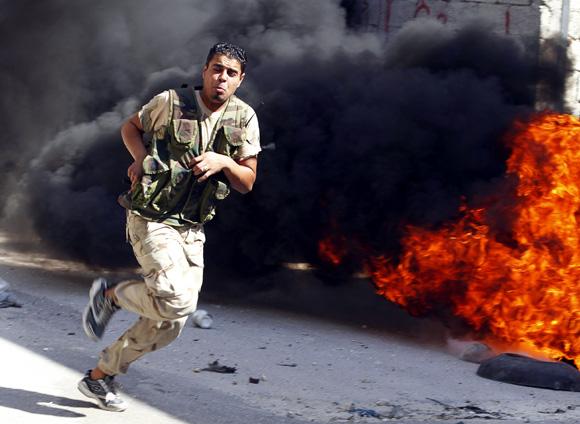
[0,233,578,424]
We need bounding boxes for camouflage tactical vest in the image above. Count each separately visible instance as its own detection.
[124,87,250,225]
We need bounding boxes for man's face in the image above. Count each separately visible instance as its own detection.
[201,53,245,110]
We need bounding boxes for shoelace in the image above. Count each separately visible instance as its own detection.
[104,376,122,393]
[97,378,113,395]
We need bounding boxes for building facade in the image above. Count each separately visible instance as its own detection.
[351,0,579,115]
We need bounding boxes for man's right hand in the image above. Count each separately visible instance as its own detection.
[127,161,144,189]
[121,113,148,189]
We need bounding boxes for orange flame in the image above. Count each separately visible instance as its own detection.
[367,113,580,366]
[318,235,347,266]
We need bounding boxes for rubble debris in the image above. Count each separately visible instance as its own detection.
[0,277,21,308]
[477,353,580,392]
[538,408,566,414]
[459,342,496,364]
[347,406,383,419]
[386,405,406,420]
[201,360,236,374]
[427,398,505,419]
[191,309,213,329]
[276,362,297,367]
[249,377,260,384]
[373,403,406,420]
[334,402,407,422]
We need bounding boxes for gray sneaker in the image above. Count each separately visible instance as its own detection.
[82,277,119,341]
[78,370,127,412]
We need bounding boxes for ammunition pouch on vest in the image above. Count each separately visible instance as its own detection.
[124,87,250,225]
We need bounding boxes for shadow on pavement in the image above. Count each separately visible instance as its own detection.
[0,386,95,417]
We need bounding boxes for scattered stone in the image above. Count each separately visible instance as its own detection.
[201,360,236,374]
[276,362,297,367]
[427,398,504,419]
[539,408,567,414]
[383,405,406,419]
[347,406,382,419]
[249,377,260,384]
[0,278,21,308]
[459,342,496,364]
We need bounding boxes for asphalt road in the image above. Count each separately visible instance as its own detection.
[0,240,578,423]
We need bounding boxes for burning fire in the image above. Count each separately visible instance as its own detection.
[318,218,349,266]
[321,113,580,366]
[318,235,347,266]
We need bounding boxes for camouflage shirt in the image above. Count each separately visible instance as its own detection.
[122,87,260,226]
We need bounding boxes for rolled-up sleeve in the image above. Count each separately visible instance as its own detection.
[234,109,261,161]
[138,91,171,134]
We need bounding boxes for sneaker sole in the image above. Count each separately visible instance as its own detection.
[88,278,106,309]
[82,304,99,342]
[82,278,107,342]
[77,380,127,412]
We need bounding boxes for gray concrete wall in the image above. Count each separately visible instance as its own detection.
[352,0,580,115]
[564,0,580,113]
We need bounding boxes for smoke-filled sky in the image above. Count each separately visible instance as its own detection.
[0,0,567,273]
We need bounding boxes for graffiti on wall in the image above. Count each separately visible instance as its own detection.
[413,0,451,24]
[462,0,532,4]
[359,0,535,36]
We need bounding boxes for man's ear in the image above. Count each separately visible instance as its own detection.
[238,72,245,87]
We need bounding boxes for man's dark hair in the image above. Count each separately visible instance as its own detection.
[206,42,248,73]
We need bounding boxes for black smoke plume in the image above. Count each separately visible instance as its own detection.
[0,1,569,274]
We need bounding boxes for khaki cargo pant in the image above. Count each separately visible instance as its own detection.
[98,212,205,375]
